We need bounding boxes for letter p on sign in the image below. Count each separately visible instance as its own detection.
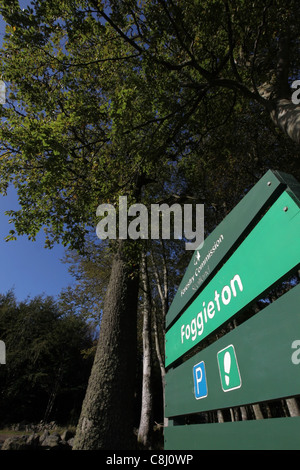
[193,361,208,399]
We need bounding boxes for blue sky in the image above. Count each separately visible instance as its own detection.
[0,3,75,302]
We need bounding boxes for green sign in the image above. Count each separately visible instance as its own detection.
[165,417,300,450]
[165,170,300,451]
[165,190,300,367]
[166,170,297,329]
[165,283,300,418]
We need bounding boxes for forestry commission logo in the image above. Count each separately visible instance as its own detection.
[0,340,6,364]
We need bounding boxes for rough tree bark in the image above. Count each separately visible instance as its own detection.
[263,34,300,144]
[286,398,300,417]
[269,99,300,144]
[217,410,224,423]
[252,404,264,420]
[73,240,140,450]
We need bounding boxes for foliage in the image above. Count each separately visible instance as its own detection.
[0,0,174,253]
[0,0,299,251]
[0,0,298,255]
[59,234,111,326]
[0,290,94,424]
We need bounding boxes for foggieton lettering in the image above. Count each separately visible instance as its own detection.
[181,274,243,344]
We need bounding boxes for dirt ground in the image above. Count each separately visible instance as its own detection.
[0,434,13,448]
[0,432,33,449]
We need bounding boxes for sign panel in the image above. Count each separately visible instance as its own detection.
[165,190,300,367]
[165,417,300,450]
[165,283,300,418]
[166,170,295,329]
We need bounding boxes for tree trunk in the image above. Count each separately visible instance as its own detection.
[137,251,153,448]
[150,241,168,426]
[73,240,140,450]
[230,408,239,422]
[265,33,300,144]
[240,406,248,421]
[152,306,167,426]
[269,99,300,145]
[252,403,264,420]
[286,398,300,417]
[44,364,63,422]
[217,410,224,423]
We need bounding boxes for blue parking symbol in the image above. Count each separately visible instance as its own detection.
[193,361,208,399]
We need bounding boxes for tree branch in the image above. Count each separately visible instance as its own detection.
[276,35,291,99]
[251,1,273,97]
[224,1,243,83]
[90,0,144,55]
[209,77,266,105]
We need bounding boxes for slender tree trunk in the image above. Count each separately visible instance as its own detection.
[73,240,140,450]
[240,406,248,421]
[137,251,153,448]
[286,398,300,417]
[150,240,168,319]
[150,242,168,426]
[44,364,63,422]
[217,410,224,423]
[152,306,166,426]
[230,408,239,422]
[252,403,264,420]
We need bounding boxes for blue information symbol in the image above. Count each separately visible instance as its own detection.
[193,361,208,399]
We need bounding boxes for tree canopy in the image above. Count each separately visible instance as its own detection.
[0,0,299,252]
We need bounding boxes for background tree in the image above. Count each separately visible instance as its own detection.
[59,236,111,328]
[0,291,93,425]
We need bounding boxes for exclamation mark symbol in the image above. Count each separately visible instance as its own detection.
[224,351,231,386]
